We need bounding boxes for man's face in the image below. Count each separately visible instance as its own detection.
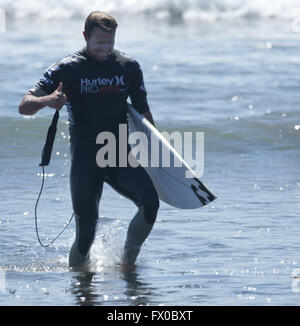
[84,27,115,61]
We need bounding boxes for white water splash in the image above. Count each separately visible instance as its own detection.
[0,0,299,21]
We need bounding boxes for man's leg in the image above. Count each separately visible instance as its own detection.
[106,165,159,265]
[68,141,105,268]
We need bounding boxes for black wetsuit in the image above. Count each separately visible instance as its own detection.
[30,48,159,266]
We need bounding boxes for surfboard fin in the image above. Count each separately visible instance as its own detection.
[191,178,217,206]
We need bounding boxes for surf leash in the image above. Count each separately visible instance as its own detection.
[34,110,74,248]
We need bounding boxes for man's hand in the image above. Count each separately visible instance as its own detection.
[142,110,155,127]
[19,82,67,115]
[45,82,67,110]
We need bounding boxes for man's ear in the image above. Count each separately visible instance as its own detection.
[83,31,87,41]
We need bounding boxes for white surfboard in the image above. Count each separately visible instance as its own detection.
[127,103,217,209]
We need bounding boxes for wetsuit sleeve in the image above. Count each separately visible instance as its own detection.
[127,61,150,114]
[29,63,63,96]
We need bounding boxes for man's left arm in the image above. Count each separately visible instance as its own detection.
[128,61,156,126]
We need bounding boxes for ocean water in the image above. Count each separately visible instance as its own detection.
[0,0,300,306]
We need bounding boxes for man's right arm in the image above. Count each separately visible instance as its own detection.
[19,82,67,116]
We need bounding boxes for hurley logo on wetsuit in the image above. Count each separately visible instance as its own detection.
[80,76,126,94]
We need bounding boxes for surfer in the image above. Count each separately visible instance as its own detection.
[19,11,159,270]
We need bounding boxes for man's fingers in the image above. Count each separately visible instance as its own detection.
[47,82,67,110]
[56,82,63,93]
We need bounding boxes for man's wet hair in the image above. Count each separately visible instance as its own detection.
[84,11,118,38]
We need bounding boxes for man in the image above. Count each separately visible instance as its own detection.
[19,11,159,270]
